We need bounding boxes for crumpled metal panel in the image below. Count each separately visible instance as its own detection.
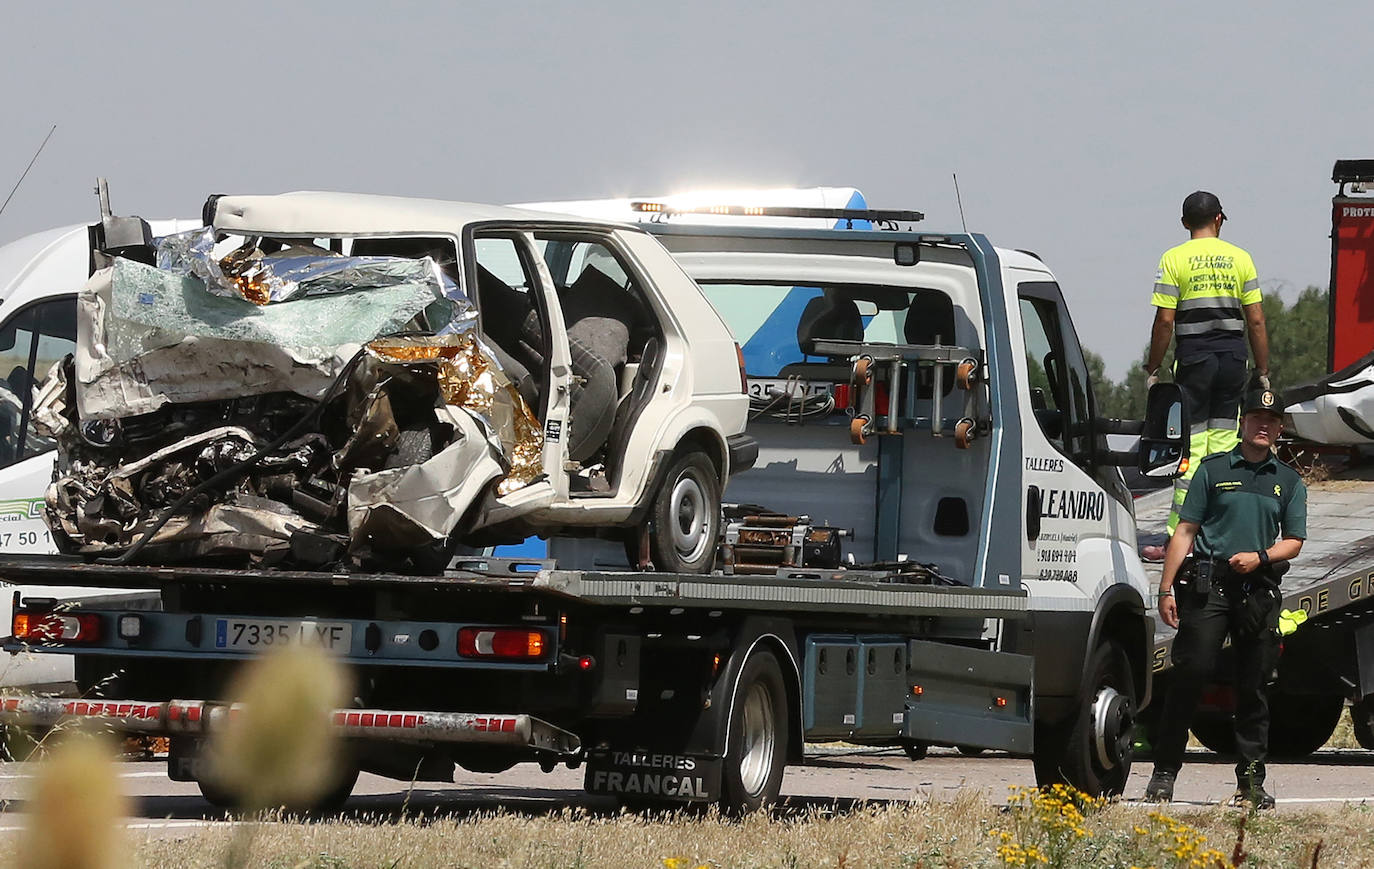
[366,333,544,495]
[347,409,504,545]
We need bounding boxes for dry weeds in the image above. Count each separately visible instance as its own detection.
[105,796,1374,869]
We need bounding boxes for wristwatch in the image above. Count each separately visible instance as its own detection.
[1257,549,1270,567]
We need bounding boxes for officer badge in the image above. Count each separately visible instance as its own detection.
[1274,484,1282,496]
[1262,391,1275,408]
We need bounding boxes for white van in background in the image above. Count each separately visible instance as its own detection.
[0,219,197,687]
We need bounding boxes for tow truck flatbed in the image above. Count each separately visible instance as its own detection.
[0,555,1026,620]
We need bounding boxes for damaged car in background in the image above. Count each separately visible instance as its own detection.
[35,188,755,573]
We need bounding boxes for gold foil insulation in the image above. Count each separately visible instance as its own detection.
[367,334,544,494]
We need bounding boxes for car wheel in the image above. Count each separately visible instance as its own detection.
[901,740,929,761]
[720,649,788,815]
[648,450,721,574]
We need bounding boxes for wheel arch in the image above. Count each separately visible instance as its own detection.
[712,623,804,766]
[673,425,728,485]
[1085,584,1152,713]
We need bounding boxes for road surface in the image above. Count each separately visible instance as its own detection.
[0,746,1369,836]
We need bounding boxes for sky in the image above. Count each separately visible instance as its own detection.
[2,0,1370,380]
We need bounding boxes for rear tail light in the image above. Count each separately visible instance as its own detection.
[734,343,748,394]
[834,382,888,414]
[458,627,548,660]
[13,611,103,644]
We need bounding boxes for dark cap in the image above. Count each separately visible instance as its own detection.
[1242,387,1283,418]
[1182,191,1226,228]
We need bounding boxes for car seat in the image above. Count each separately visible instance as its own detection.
[560,265,647,461]
[777,292,864,381]
[903,289,957,398]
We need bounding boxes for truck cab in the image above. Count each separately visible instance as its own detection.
[636,212,1156,794]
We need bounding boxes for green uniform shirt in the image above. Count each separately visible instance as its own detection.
[1178,445,1307,560]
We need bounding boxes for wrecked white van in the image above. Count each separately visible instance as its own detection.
[38,191,754,573]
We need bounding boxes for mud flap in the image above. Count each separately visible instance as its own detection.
[583,748,722,802]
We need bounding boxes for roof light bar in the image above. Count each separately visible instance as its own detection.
[629,202,924,224]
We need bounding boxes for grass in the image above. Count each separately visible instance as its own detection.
[5,645,1374,868]
[58,794,1372,868]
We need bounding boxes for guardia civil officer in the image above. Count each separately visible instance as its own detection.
[1143,386,1305,809]
[1143,192,1271,537]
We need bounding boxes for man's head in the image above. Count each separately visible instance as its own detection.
[1240,386,1284,449]
[1182,191,1226,234]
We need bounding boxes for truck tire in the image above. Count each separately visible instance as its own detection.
[1034,640,1136,797]
[1188,712,1235,755]
[197,764,359,815]
[1352,697,1374,751]
[648,450,721,574]
[720,649,788,814]
[1191,691,1344,758]
[1269,691,1344,758]
[901,740,929,761]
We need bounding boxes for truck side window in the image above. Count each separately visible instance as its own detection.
[0,299,77,468]
[1019,283,1096,467]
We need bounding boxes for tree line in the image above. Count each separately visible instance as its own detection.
[1087,286,1331,421]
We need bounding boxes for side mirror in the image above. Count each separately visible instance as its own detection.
[1139,382,1188,478]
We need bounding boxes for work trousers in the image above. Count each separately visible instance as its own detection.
[1153,578,1281,786]
[1168,352,1248,534]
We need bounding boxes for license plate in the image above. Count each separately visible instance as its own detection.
[746,378,831,400]
[213,618,352,652]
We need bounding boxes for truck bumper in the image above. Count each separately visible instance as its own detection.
[0,695,581,756]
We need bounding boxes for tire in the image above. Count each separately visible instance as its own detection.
[901,740,929,761]
[956,745,985,757]
[198,764,359,815]
[1353,697,1374,751]
[720,649,788,815]
[647,450,721,574]
[1188,711,1236,755]
[1033,640,1137,797]
[1269,691,1344,758]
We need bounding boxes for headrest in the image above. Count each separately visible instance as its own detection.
[904,289,956,346]
[797,294,862,356]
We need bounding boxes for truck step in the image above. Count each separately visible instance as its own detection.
[0,696,581,755]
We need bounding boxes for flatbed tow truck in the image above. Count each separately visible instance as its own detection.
[0,194,1180,811]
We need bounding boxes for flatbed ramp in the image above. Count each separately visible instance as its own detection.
[1140,472,1374,672]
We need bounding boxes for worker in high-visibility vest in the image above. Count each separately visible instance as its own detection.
[1143,191,1271,536]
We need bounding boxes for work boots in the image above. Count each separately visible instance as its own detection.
[1231,761,1276,810]
[1143,769,1175,803]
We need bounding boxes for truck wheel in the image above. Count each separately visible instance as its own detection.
[901,740,929,761]
[1034,640,1136,797]
[648,450,721,574]
[956,745,985,757]
[1268,691,1344,758]
[1188,711,1235,755]
[197,765,359,815]
[720,649,788,814]
[1352,697,1374,750]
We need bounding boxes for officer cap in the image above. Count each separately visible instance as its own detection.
[1182,191,1226,228]
[1242,386,1283,419]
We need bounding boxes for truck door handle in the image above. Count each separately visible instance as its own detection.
[1026,485,1042,541]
